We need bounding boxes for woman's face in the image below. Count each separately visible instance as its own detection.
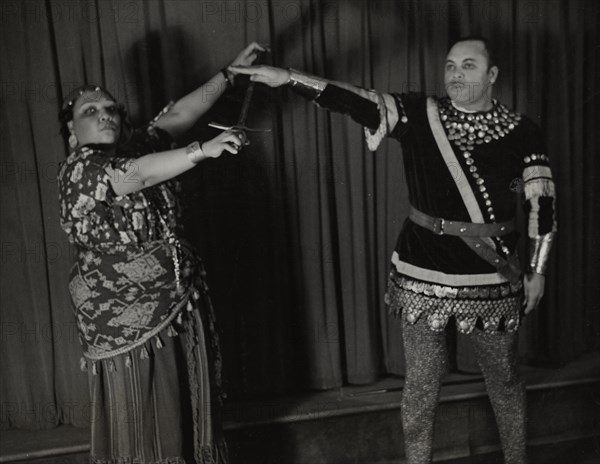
[68,90,121,147]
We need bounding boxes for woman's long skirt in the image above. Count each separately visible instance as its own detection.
[84,301,227,464]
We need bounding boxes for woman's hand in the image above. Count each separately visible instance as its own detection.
[230,42,268,67]
[523,272,545,315]
[228,65,290,87]
[202,130,246,158]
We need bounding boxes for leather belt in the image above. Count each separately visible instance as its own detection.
[409,206,514,237]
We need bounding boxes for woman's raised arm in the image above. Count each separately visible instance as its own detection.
[153,42,266,139]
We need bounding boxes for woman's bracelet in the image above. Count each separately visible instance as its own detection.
[186,141,205,164]
[221,68,234,89]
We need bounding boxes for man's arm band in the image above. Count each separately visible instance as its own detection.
[528,233,555,275]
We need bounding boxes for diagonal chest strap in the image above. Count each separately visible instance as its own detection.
[424,99,522,283]
[426,98,485,224]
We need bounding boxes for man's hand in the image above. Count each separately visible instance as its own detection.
[523,272,545,314]
[230,42,268,68]
[229,65,290,88]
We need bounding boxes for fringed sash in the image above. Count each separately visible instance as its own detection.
[70,239,201,360]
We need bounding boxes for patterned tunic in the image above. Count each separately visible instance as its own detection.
[314,87,557,334]
[58,121,219,365]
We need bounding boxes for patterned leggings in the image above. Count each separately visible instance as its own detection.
[401,319,527,464]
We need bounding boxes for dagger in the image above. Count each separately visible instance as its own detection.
[208,54,271,138]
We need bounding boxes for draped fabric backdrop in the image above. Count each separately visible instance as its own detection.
[1,0,598,430]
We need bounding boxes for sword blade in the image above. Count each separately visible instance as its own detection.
[236,49,267,127]
[208,122,271,133]
[210,50,267,135]
[236,81,255,127]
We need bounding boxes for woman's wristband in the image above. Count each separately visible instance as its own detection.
[186,141,206,164]
[221,68,234,89]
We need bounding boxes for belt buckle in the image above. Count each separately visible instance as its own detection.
[433,218,445,235]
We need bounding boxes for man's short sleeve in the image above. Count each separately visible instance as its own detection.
[388,92,426,140]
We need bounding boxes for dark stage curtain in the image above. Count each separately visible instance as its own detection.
[1,0,598,429]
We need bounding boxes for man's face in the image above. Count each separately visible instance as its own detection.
[444,40,497,106]
[68,90,121,147]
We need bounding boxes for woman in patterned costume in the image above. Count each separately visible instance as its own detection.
[230,37,556,464]
[58,43,265,464]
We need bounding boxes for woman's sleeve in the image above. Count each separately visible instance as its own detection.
[122,102,177,157]
[58,150,135,246]
[520,117,557,274]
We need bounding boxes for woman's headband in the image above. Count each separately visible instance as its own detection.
[61,84,117,112]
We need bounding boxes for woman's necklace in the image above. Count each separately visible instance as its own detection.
[146,185,182,290]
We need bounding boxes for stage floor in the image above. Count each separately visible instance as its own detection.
[1,352,599,463]
[221,351,600,429]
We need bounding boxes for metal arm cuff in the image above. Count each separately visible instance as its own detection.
[186,141,205,164]
[528,233,555,275]
[287,69,328,99]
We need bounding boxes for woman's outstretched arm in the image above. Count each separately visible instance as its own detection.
[107,130,245,196]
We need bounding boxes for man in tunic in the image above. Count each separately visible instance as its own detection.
[230,36,556,464]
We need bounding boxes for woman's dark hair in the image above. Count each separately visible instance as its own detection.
[58,84,130,146]
[448,35,496,70]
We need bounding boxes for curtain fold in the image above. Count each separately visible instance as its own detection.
[1,0,597,430]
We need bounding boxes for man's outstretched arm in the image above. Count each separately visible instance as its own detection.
[229,65,402,149]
